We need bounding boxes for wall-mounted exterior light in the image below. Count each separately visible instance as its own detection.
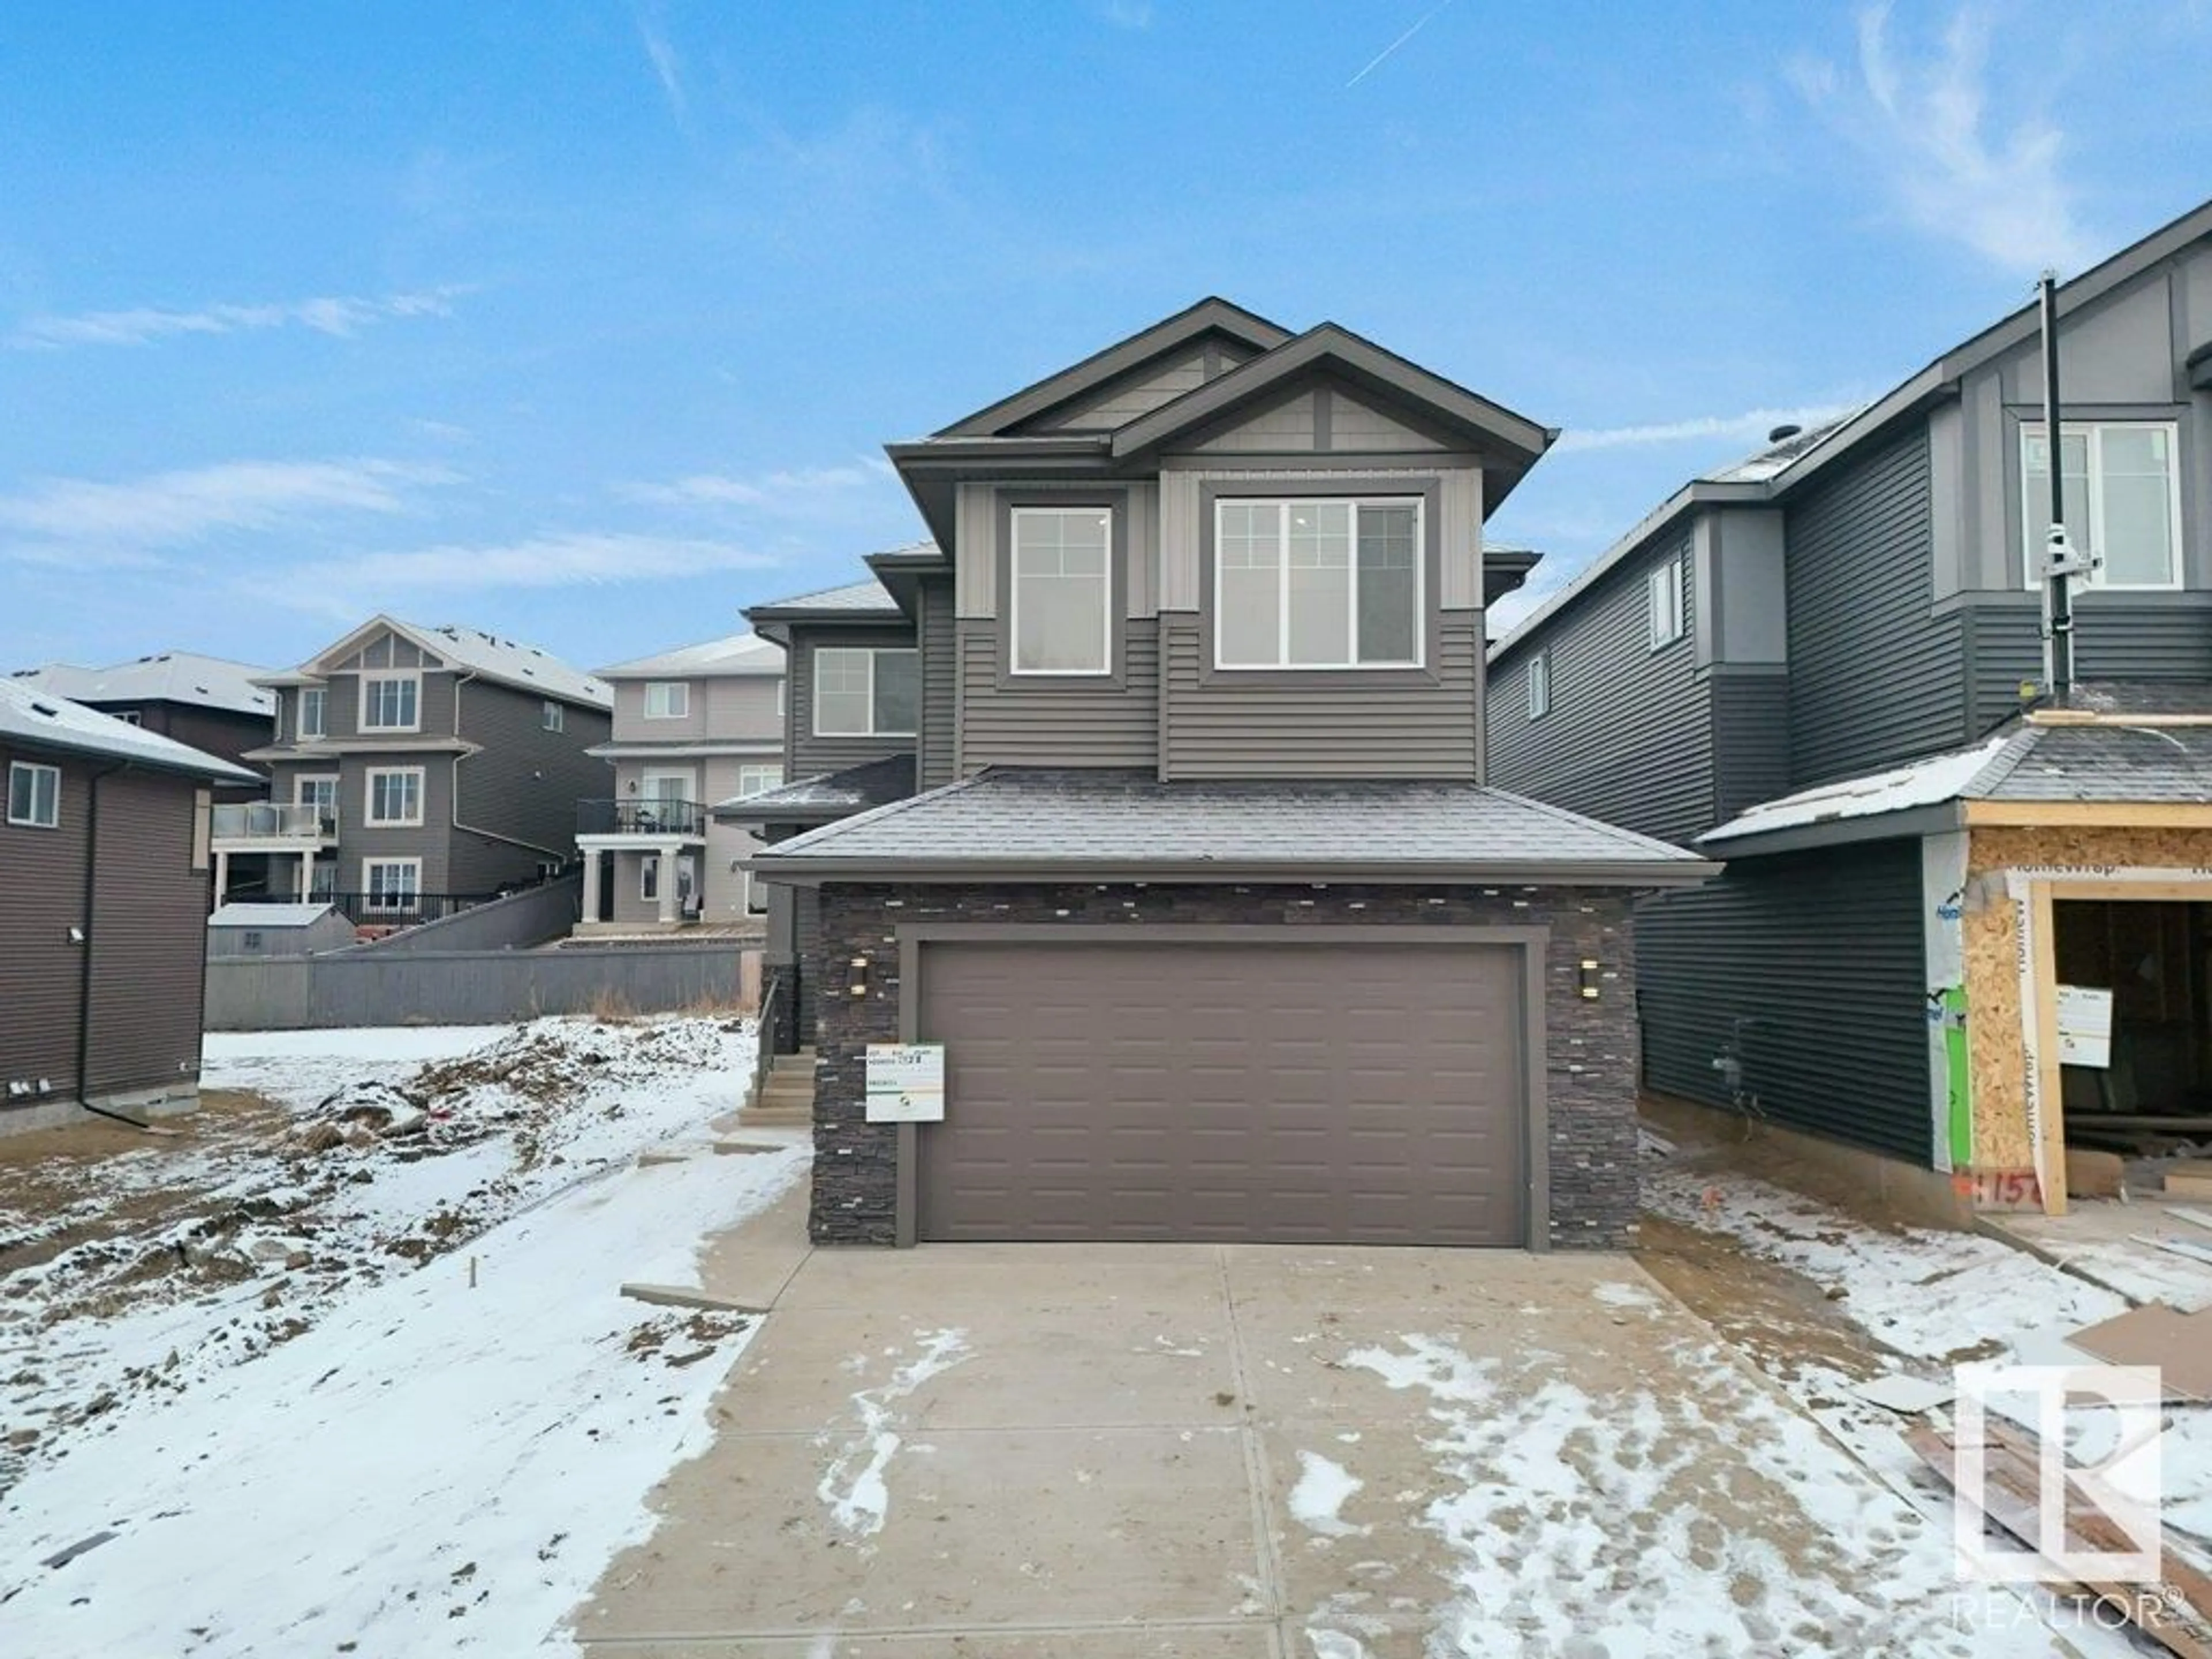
[1578,960,1601,1000]
[848,956,870,997]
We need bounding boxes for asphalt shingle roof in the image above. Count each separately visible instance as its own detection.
[753,768,1710,878]
[715,754,915,819]
[0,678,261,781]
[748,577,905,615]
[13,652,275,717]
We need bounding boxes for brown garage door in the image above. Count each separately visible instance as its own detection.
[915,938,1526,1246]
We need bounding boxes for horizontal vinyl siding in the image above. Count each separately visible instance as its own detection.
[1485,529,1711,844]
[1969,599,2212,735]
[1709,673,1793,824]
[1786,423,1965,786]
[1159,612,1480,780]
[1639,841,1930,1165]
[450,679,612,890]
[957,618,1160,773]
[0,752,90,1104]
[919,578,958,789]
[85,771,209,1099]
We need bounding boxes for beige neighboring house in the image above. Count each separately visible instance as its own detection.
[577,631,786,933]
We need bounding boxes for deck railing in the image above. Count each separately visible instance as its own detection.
[576,798,706,837]
[210,801,337,840]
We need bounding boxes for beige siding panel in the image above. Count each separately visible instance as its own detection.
[1160,472,1202,611]
[1192,389,1319,453]
[1160,612,1481,780]
[1331,393,1452,452]
[919,577,958,789]
[1125,480,1158,619]
[957,618,1160,772]
[956,483,996,619]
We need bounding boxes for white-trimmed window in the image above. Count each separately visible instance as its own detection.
[737,762,783,798]
[813,647,918,736]
[362,858,421,911]
[541,699,564,732]
[1527,652,1551,720]
[2022,421,2183,589]
[310,860,337,899]
[297,687,326,740]
[114,710,142,726]
[361,674,419,732]
[640,853,696,904]
[296,773,340,831]
[7,761,60,828]
[1647,557,1685,649]
[1011,506,1112,674]
[1214,498,1422,669]
[643,681,690,719]
[365,766,425,827]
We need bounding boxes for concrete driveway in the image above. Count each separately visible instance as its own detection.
[573,1211,2000,1658]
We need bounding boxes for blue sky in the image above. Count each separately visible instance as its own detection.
[3,2,2209,677]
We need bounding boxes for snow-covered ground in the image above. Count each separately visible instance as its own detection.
[0,1014,807,1656]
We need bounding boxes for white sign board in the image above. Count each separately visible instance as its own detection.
[2055,984,2115,1070]
[865,1043,946,1122]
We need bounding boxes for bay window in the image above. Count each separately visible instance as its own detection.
[1215,498,1422,669]
[2022,421,2181,589]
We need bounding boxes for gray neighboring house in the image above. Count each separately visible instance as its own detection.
[577,630,786,933]
[238,616,612,922]
[725,297,1714,1253]
[1485,195,2212,1221]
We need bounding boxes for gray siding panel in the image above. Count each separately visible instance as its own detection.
[85,770,212,1099]
[1159,613,1480,781]
[957,618,1160,773]
[1969,598,2212,735]
[785,623,920,779]
[450,678,612,890]
[918,578,957,790]
[1639,841,1930,1165]
[1785,423,1965,786]
[1709,673,1792,824]
[0,753,92,1105]
[1485,529,1710,844]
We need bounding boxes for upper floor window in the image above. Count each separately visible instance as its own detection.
[542,699,565,732]
[738,762,783,798]
[113,710,143,726]
[814,647,918,737]
[298,687,326,740]
[365,766,425,827]
[643,681,690,719]
[1647,558,1685,649]
[7,761,60,828]
[1215,498,1421,669]
[361,675,419,732]
[2022,421,2181,590]
[1011,506,1111,675]
[1527,652,1551,720]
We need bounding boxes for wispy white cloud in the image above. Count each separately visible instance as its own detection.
[616,461,891,512]
[1789,3,2094,276]
[0,459,458,556]
[635,7,688,126]
[1347,0,1457,88]
[9,286,468,350]
[1554,402,1860,454]
[321,532,776,594]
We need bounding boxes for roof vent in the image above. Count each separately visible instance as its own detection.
[1767,423,1802,444]
[30,701,59,718]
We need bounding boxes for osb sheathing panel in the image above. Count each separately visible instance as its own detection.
[1964,825,2212,1172]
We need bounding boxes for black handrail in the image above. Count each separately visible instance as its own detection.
[577,798,706,836]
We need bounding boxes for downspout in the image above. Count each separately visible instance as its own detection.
[446,672,578,881]
[77,760,149,1129]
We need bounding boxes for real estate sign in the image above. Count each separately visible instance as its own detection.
[865,1043,946,1122]
[2055,984,2115,1070]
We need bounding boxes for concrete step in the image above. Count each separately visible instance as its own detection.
[737,1105,813,1128]
[757,1081,817,1105]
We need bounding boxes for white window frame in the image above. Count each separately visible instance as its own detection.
[1009,505,1113,677]
[639,852,697,903]
[541,699,564,732]
[643,681,690,719]
[812,647,918,737]
[7,760,60,828]
[297,687,327,740]
[359,672,421,733]
[2019,419,2185,592]
[361,857,422,911]
[113,710,142,726]
[1647,557,1685,650]
[295,772,340,829]
[1211,497,1426,671]
[737,762,783,798]
[364,766,425,828]
[1527,652,1551,720]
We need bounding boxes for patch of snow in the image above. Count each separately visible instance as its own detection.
[1288,1451,1366,1539]
[816,1328,969,1537]
[0,1098,807,1654]
[1592,1279,1660,1311]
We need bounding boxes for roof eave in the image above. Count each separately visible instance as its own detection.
[1698,800,1967,859]
[745,855,1721,888]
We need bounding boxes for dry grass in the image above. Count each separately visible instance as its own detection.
[585,984,639,1024]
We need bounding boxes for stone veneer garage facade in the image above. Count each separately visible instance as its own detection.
[809,880,1642,1250]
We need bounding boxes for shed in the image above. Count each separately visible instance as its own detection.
[207,902,355,958]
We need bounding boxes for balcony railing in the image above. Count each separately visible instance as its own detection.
[577,798,706,838]
[210,801,338,842]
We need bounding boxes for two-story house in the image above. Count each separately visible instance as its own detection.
[1487,196,2212,1221]
[1,677,257,1134]
[728,298,1713,1252]
[575,630,786,933]
[239,616,612,922]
